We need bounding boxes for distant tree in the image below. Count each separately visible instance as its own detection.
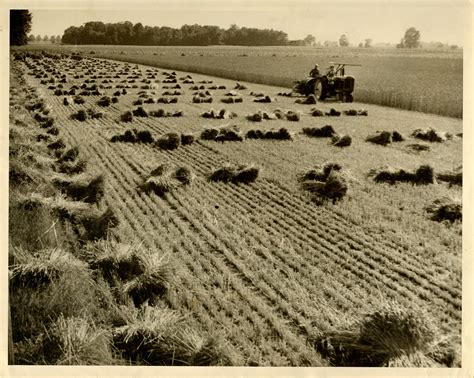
[36,34,42,42]
[401,27,420,48]
[450,44,458,49]
[364,38,372,48]
[358,42,363,48]
[10,10,32,46]
[303,34,316,46]
[49,35,56,43]
[42,35,49,42]
[396,38,404,48]
[28,34,35,42]
[339,34,349,47]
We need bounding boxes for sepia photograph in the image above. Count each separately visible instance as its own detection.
[3,0,471,374]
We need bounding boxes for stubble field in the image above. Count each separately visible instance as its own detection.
[20,44,463,118]
[9,50,462,366]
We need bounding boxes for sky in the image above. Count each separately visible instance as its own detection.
[26,0,469,46]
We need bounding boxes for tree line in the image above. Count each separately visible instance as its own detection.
[61,21,289,46]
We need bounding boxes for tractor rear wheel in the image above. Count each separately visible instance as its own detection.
[344,93,353,103]
[314,78,326,101]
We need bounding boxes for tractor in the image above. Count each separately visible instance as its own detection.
[293,62,361,102]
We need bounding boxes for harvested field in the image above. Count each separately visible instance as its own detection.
[9,51,462,367]
[18,44,463,118]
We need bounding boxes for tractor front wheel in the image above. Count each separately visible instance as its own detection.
[344,93,353,103]
[314,78,326,101]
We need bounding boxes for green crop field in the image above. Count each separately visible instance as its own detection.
[18,44,463,118]
[9,49,462,367]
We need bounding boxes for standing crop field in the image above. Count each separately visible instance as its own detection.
[9,50,462,367]
[19,44,463,118]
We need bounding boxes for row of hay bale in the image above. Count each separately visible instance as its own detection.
[110,129,195,149]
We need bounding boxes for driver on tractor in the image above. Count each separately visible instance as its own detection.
[326,64,336,83]
[309,64,320,78]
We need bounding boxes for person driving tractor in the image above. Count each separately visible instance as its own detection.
[326,64,336,83]
[309,64,320,77]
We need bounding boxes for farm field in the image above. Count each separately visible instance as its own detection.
[9,50,462,367]
[18,44,463,118]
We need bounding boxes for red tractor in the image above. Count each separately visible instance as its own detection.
[293,62,361,102]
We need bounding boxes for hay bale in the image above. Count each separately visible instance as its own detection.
[343,109,358,116]
[48,139,66,151]
[120,111,133,122]
[298,162,342,182]
[412,128,448,142]
[232,166,259,184]
[302,125,335,138]
[46,126,60,136]
[63,97,70,106]
[357,109,368,116]
[312,302,440,367]
[132,107,148,117]
[97,96,111,107]
[174,166,194,185]
[58,159,87,175]
[426,197,462,222]
[57,146,80,163]
[300,166,347,204]
[208,165,237,183]
[111,97,119,103]
[254,95,273,103]
[215,127,243,143]
[371,165,433,185]
[366,131,392,146]
[270,128,292,140]
[332,134,352,147]
[140,176,178,196]
[392,131,405,142]
[181,133,195,146]
[156,133,181,150]
[57,174,105,204]
[415,165,435,184]
[437,167,462,186]
[286,111,300,122]
[246,112,263,122]
[201,128,219,140]
[150,109,166,118]
[326,108,341,116]
[81,207,119,241]
[136,130,154,144]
